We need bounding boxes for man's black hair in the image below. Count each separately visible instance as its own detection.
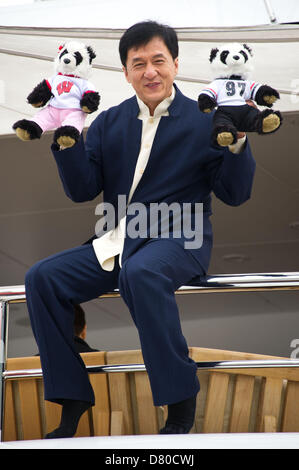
[119,20,178,67]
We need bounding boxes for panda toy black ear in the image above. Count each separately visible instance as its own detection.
[86,46,96,63]
[209,48,219,63]
[243,43,253,56]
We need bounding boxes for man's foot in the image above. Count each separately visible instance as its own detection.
[159,423,191,434]
[159,395,197,435]
[45,399,91,439]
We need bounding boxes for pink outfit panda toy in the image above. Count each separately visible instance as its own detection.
[13,41,100,148]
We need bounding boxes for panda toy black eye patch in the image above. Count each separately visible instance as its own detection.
[59,49,68,60]
[220,50,229,64]
[239,50,248,62]
[209,48,219,63]
[74,51,83,66]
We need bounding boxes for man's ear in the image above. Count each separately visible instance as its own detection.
[123,65,130,83]
[174,57,178,75]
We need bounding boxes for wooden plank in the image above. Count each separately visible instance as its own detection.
[222,375,235,432]
[75,410,91,437]
[107,373,133,435]
[18,379,43,440]
[256,377,283,432]
[157,406,166,431]
[106,350,144,435]
[189,347,287,363]
[95,411,110,436]
[263,415,277,432]
[190,347,299,382]
[89,374,110,436]
[134,371,158,435]
[44,400,61,435]
[193,371,209,433]
[229,374,255,433]
[5,355,43,440]
[3,380,17,441]
[6,356,42,370]
[281,381,299,431]
[110,411,124,436]
[81,352,110,437]
[203,372,229,433]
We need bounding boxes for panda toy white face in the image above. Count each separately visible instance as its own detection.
[209,43,253,80]
[54,41,96,79]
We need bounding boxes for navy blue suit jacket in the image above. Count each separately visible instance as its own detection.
[52,84,256,274]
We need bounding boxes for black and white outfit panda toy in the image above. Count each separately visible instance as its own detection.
[198,43,282,147]
[13,41,100,148]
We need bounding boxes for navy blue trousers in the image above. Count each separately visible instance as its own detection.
[25,239,202,406]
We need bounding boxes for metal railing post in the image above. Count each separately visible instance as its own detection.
[0,299,9,442]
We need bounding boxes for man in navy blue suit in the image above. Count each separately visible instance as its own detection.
[25,21,256,438]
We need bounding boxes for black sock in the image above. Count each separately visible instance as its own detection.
[45,399,91,439]
[165,395,197,431]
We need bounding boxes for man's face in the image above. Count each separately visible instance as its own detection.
[123,36,178,114]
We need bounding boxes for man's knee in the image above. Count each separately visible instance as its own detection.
[25,258,54,292]
[120,256,147,284]
[119,258,144,287]
[119,256,166,294]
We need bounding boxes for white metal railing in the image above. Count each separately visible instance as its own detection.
[1,271,299,441]
[1,24,299,41]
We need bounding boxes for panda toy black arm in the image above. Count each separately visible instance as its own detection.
[80,91,100,113]
[254,85,280,108]
[27,79,53,108]
[198,93,217,113]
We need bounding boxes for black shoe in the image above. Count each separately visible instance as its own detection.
[158,395,197,435]
[159,423,190,434]
[45,399,91,439]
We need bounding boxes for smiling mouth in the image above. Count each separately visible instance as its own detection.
[145,82,161,90]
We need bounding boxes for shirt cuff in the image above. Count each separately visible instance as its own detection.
[228,135,247,154]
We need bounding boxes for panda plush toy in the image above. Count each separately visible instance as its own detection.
[198,43,282,147]
[13,41,100,148]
